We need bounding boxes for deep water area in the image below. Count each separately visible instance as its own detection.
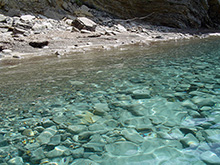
[0,38,220,164]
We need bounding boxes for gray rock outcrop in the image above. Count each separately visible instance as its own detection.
[1,0,220,28]
[82,0,220,28]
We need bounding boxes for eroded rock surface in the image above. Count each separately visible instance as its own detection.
[82,0,220,28]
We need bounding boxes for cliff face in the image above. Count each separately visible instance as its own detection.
[0,0,220,29]
[0,0,77,19]
[82,0,220,28]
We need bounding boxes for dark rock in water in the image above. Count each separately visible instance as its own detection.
[29,41,49,48]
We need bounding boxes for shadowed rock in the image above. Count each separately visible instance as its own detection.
[29,41,49,48]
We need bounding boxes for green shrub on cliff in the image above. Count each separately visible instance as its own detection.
[75,0,83,6]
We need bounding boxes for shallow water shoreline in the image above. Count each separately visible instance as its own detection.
[1,38,220,164]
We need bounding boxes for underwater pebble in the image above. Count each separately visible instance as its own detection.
[192,97,216,107]
[132,89,151,99]
[71,147,84,159]
[105,141,139,156]
[169,128,184,139]
[36,126,57,144]
[30,147,45,163]
[203,129,220,144]
[92,103,110,116]
[121,129,144,143]
[88,123,105,131]
[70,158,98,165]
[126,104,145,116]
[180,133,199,148]
[8,156,24,165]
[45,146,71,158]
[69,80,84,86]
[25,142,40,151]
[154,146,182,159]
[67,125,88,134]
[41,118,55,128]
[200,106,212,111]
[48,134,61,146]
[83,142,105,152]
[22,129,35,137]
[182,100,197,110]
[200,151,220,164]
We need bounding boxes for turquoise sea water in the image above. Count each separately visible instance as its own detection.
[0,38,220,164]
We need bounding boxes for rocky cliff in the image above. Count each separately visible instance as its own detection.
[82,0,220,28]
[0,0,220,29]
[0,0,78,19]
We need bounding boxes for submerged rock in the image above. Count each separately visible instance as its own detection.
[182,100,197,110]
[105,141,139,156]
[70,159,98,165]
[92,103,110,116]
[200,151,220,164]
[126,104,145,116]
[154,146,182,159]
[191,97,216,107]
[83,142,105,152]
[132,89,151,99]
[36,126,57,145]
[71,148,84,159]
[202,129,220,144]
[8,156,24,165]
[67,125,88,134]
[48,134,61,146]
[30,147,45,163]
[22,129,35,137]
[80,111,101,124]
[121,129,144,143]
[45,146,71,158]
[180,133,199,148]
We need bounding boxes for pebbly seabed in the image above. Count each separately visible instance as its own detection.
[0,37,220,164]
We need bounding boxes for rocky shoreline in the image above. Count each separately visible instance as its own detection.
[1,5,220,61]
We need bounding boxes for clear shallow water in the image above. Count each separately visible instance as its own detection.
[0,38,220,164]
